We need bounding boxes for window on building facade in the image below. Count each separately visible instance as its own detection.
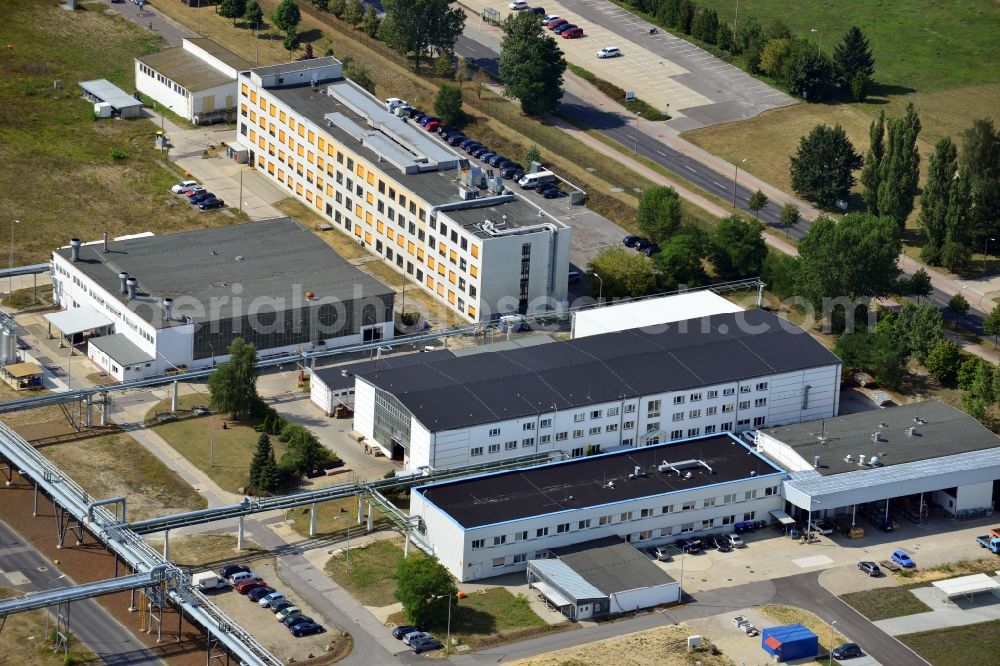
[539,434,551,443]
[624,420,635,430]
[522,438,534,447]
[754,416,767,426]
[505,441,517,451]
[557,523,570,533]
[574,413,585,422]
[743,511,756,521]
[494,535,506,546]
[704,424,717,434]
[471,447,483,456]
[670,429,683,440]
[706,406,718,416]
[672,412,684,422]
[687,428,700,437]
[591,409,602,419]
[607,407,620,416]
[688,409,701,419]
[555,432,567,441]
[571,447,584,457]
[489,427,501,436]
[647,400,662,417]
[620,511,633,521]
[756,382,768,391]
[540,418,552,428]
[488,443,500,453]
[588,427,601,435]
[536,527,549,537]
[492,557,505,568]
[624,403,636,413]
[755,398,767,407]
[523,422,535,431]
[682,501,695,511]
[573,429,584,438]
[472,539,484,549]
[689,392,702,402]
[704,497,716,508]
[662,504,674,514]
[723,387,735,396]
[707,390,718,399]
[578,519,591,529]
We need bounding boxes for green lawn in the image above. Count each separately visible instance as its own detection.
[0,0,236,264]
[696,0,1000,93]
[145,394,279,493]
[389,588,566,651]
[286,494,409,539]
[839,587,932,622]
[323,539,415,607]
[899,620,1000,666]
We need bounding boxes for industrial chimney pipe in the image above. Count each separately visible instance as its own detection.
[70,238,81,262]
[119,272,129,295]
[125,277,138,301]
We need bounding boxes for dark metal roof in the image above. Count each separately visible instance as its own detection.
[416,433,784,528]
[311,350,456,391]
[761,400,1000,476]
[363,310,840,431]
[552,537,675,595]
[54,218,393,328]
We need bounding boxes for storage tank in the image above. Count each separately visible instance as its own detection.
[0,324,17,366]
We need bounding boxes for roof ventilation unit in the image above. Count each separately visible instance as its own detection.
[870,455,880,466]
[70,238,81,262]
[634,465,643,477]
[871,431,881,442]
[605,480,614,489]
[905,427,915,437]
[858,454,867,466]
[683,471,693,480]
[844,453,853,463]
[813,455,821,468]
[125,277,138,301]
[163,298,174,321]
[119,272,129,295]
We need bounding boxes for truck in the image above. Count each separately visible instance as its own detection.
[976,534,1000,554]
[192,571,226,591]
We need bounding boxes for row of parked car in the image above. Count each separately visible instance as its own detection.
[623,234,661,257]
[541,13,585,39]
[391,624,444,654]
[171,180,225,210]
[219,564,325,638]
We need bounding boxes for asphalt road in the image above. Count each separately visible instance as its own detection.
[0,519,165,666]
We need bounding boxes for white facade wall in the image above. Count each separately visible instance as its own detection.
[413,470,785,582]
[353,379,376,440]
[365,362,840,471]
[310,373,332,414]
[474,223,571,317]
[609,582,680,613]
[956,481,994,512]
[135,61,194,119]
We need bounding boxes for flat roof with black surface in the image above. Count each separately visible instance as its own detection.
[363,309,840,431]
[416,434,783,528]
[552,537,675,594]
[761,400,1000,476]
[311,350,456,392]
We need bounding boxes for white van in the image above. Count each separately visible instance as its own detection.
[597,47,621,59]
[517,170,556,189]
[192,571,225,591]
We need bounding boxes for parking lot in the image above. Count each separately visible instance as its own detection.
[465,0,795,129]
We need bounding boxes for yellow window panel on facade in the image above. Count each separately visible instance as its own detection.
[471,245,479,258]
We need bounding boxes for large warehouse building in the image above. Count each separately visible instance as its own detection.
[233,57,571,323]
[756,400,1000,529]
[409,433,786,581]
[49,218,394,380]
[353,309,842,468]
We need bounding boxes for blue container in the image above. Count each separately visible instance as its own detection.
[761,624,818,662]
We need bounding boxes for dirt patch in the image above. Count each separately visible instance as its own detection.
[505,625,734,666]
[0,587,97,665]
[893,557,1000,585]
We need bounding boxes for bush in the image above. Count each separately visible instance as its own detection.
[110,148,127,161]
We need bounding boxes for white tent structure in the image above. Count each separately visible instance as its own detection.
[45,308,113,337]
[932,573,1000,604]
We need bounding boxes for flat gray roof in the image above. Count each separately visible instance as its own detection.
[89,333,154,367]
[553,537,675,595]
[137,40,250,92]
[55,218,393,328]
[761,400,1000,475]
[80,79,143,110]
[441,195,565,239]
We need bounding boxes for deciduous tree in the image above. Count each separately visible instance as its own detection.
[379,0,465,70]
[924,339,962,383]
[708,216,767,280]
[244,0,264,28]
[283,27,301,56]
[395,556,457,627]
[747,190,768,219]
[434,83,463,125]
[876,103,921,231]
[834,332,906,389]
[947,293,970,318]
[586,247,658,299]
[361,5,380,37]
[779,203,799,238]
[499,12,566,115]
[789,123,862,208]
[343,0,364,27]
[208,338,261,419]
[891,302,943,361]
[271,0,301,33]
[636,186,681,244]
[984,304,1000,349]
[219,0,247,26]
[654,227,708,287]
[960,118,1000,241]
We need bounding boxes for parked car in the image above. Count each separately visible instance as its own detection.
[674,538,701,554]
[809,519,834,535]
[709,534,733,552]
[857,561,881,576]
[726,533,745,548]
[509,0,528,9]
[199,198,225,210]
[219,564,250,579]
[184,186,207,197]
[275,606,302,622]
[447,134,468,146]
[623,235,643,248]
[458,138,479,150]
[553,23,577,35]
[229,571,262,586]
[270,600,296,615]
[500,166,525,180]
[831,643,863,660]
[546,18,568,30]
[402,630,434,646]
[247,586,277,603]
[283,614,314,628]
[235,580,268,595]
[171,180,199,194]
[404,107,423,119]
[290,621,325,637]
[540,187,567,199]
[392,625,422,640]
[561,27,584,38]
[528,7,545,15]
[424,120,441,132]
[653,546,671,561]
[632,237,653,250]
[642,244,661,257]
[471,146,492,159]
[259,591,287,608]
[478,151,497,163]
[597,46,622,58]
[411,637,444,653]
[189,192,214,204]
[488,154,509,167]
[418,115,439,127]
[891,549,915,568]
[543,14,559,23]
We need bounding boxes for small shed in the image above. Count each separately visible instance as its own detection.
[79,79,144,118]
[1,362,43,391]
[761,624,818,662]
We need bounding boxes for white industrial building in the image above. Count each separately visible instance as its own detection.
[571,290,744,338]
[353,309,841,467]
[48,218,394,381]
[526,537,679,620]
[135,39,252,125]
[756,400,1000,530]
[233,58,571,322]
[409,433,786,581]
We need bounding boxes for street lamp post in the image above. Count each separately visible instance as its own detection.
[432,593,454,655]
[828,620,838,665]
[732,158,747,207]
[592,272,603,303]
[44,574,68,641]
[984,237,996,271]
[811,27,822,55]
[634,112,642,156]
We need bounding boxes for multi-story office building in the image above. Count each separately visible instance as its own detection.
[409,433,786,581]
[233,58,571,323]
[353,309,842,468]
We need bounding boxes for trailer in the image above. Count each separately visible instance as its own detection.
[192,571,226,590]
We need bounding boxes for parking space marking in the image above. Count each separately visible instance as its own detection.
[791,555,834,568]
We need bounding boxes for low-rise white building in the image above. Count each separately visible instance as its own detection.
[135,38,252,125]
[570,290,744,339]
[353,309,842,467]
[410,433,786,581]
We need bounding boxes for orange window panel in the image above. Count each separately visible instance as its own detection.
[317,156,325,169]
[268,123,275,134]
[427,257,435,269]
[277,171,285,183]
[315,195,323,208]
[355,205,363,218]
[417,249,425,261]
[241,83,249,95]
[471,245,479,259]
[377,221,385,233]
[240,103,248,113]
[278,150,285,161]
[366,212,373,225]
[366,172,374,185]
[297,145,304,157]
[448,271,457,284]
[327,145,336,157]
[289,118,296,130]
[249,129,256,142]
[437,284,445,296]
[354,225,362,237]
[450,250,457,262]
[356,164,364,177]
[366,192,373,205]
[307,170,314,181]
[295,183,303,195]
[250,91,257,103]
[306,191,313,203]
[407,241,415,253]
[316,177,324,189]
[269,104,276,117]
[318,138,326,152]
[258,96,265,109]
[258,116,265,129]
[426,276,434,289]
[387,229,395,240]
[308,130,315,143]
[448,291,456,305]
[250,111,257,122]
[439,243,447,254]
[437,264,446,276]
[326,184,335,196]
[396,235,404,248]
[297,125,305,137]
[468,306,477,318]
[257,137,265,149]
[279,111,286,123]
[470,265,478,278]
[278,130,285,142]
[307,151,315,164]
[364,232,372,244]
[267,162,275,174]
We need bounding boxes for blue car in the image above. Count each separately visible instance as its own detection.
[891,549,915,568]
[290,621,324,637]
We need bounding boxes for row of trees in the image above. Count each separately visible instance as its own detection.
[218,0,302,54]
[624,1,876,102]
[315,0,380,37]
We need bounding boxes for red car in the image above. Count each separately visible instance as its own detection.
[424,120,441,132]
[184,186,207,197]
[235,579,268,595]
[547,18,568,30]
[561,27,584,39]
